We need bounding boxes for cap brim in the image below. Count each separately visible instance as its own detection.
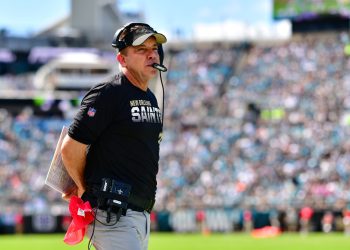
[132,32,167,46]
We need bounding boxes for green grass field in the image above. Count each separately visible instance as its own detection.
[1,232,350,250]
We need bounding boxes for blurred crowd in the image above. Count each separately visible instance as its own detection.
[158,31,350,214]
[1,31,350,232]
[0,108,69,214]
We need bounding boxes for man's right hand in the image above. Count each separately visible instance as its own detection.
[62,186,85,202]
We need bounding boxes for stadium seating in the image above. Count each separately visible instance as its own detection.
[1,31,350,233]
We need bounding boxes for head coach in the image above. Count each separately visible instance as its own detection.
[60,22,167,250]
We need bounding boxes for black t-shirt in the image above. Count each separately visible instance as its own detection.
[68,73,163,200]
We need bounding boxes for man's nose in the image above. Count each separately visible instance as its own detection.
[147,49,158,59]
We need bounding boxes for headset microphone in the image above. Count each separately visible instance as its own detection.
[152,63,167,72]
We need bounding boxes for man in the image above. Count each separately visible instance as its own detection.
[61,23,167,250]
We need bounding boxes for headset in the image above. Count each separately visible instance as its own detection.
[111,22,167,71]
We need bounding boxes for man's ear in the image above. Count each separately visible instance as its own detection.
[117,53,126,66]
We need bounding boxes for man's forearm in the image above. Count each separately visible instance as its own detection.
[61,135,88,196]
[63,152,86,191]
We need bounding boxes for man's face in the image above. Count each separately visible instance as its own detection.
[121,36,160,81]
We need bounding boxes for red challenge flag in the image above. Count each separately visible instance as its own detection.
[64,196,95,245]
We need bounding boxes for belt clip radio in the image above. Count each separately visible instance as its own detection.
[99,178,131,223]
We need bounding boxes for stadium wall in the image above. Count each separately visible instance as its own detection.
[0,209,346,234]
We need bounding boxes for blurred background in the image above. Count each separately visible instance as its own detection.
[0,0,350,236]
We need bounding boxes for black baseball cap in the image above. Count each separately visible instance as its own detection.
[112,23,167,51]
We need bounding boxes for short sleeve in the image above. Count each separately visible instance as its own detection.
[68,83,118,144]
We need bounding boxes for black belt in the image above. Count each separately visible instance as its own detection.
[128,194,155,213]
[84,185,155,213]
